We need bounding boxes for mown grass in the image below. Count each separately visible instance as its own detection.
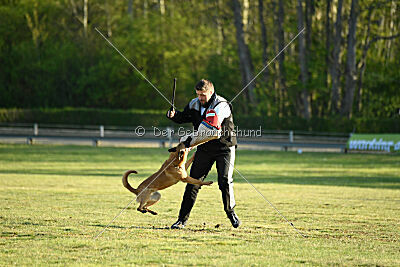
[0,144,399,266]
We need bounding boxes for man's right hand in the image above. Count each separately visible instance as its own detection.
[167,109,176,118]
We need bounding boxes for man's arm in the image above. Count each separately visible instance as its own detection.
[180,102,231,148]
[166,104,192,124]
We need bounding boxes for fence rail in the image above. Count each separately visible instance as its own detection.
[0,123,350,152]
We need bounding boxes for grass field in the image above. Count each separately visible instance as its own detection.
[0,144,399,266]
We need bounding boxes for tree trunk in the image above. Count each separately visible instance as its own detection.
[159,0,165,15]
[258,0,269,85]
[386,1,396,61]
[242,0,249,42]
[70,0,78,20]
[296,0,310,119]
[305,0,316,116]
[355,4,373,115]
[321,0,332,117]
[128,0,133,18]
[105,0,112,37]
[340,0,359,117]
[329,0,343,114]
[216,0,224,55]
[232,0,256,105]
[83,0,88,38]
[325,0,331,90]
[143,0,148,19]
[305,0,314,60]
[276,0,286,115]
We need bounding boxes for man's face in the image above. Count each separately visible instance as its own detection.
[196,89,213,107]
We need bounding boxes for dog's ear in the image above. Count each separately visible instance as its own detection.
[168,147,177,152]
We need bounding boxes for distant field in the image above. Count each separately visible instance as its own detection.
[0,144,399,265]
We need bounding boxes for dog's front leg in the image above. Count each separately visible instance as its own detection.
[183,176,213,186]
[185,153,195,170]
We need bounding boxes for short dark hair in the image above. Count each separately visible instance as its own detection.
[195,79,214,92]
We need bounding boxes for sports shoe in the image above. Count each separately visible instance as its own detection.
[170,219,186,229]
[227,211,241,228]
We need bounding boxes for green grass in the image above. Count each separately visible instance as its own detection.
[0,144,399,266]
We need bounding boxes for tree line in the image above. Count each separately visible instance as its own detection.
[0,0,399,120]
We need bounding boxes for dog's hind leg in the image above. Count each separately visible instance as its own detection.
[146,192,161,207]
[137,208,147,213]
[137,190,152,214]
[143,192,161,215]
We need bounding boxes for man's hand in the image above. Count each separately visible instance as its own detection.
[167,109,175,118]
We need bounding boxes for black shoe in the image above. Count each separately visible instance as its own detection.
[170,220,186,229]
[227,212,241,228]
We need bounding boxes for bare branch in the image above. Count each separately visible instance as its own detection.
[372,33,400,42]
[367,33,400,49]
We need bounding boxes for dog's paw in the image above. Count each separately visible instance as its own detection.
[137,208,147,213]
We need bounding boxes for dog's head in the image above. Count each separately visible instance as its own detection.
[168,142,190,162]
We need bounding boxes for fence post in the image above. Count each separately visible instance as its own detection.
[289,131,294,143]
[34,123,38,136]
[27,137,33,145]
[93,139,99,147]
[100,125,104,138]
[167,127,173,148]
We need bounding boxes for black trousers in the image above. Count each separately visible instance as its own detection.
[178,147,236,222]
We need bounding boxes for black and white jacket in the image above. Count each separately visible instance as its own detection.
[167,92,237,152]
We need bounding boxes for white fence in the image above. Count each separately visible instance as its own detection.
[0,123,350,152]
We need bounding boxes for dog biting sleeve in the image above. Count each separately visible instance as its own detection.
[180,109,221,148]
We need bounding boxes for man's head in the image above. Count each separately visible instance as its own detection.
[195,79,214,107]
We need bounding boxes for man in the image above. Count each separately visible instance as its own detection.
[166,79,241,229]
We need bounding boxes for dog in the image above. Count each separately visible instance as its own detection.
[122,142,213,215]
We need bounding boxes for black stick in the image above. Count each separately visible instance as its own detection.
[171,78,177,110]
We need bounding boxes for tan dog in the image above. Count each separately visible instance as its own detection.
[122,142,213,215]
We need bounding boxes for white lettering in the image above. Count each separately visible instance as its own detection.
[153,127,162,137]
[349,138,398,152]
[394,142,400,151]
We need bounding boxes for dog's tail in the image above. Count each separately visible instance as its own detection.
[122,170,139,195]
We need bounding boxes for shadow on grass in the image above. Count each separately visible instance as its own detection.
[233,175,400,189]
[1,169,399,189]
[2,145,399,189]
[0,145,166,163]
[1,231,55,240]
[90,224,169,230]
[0,169,155,178]
[0,169,121,177]
[90,224,221,233]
